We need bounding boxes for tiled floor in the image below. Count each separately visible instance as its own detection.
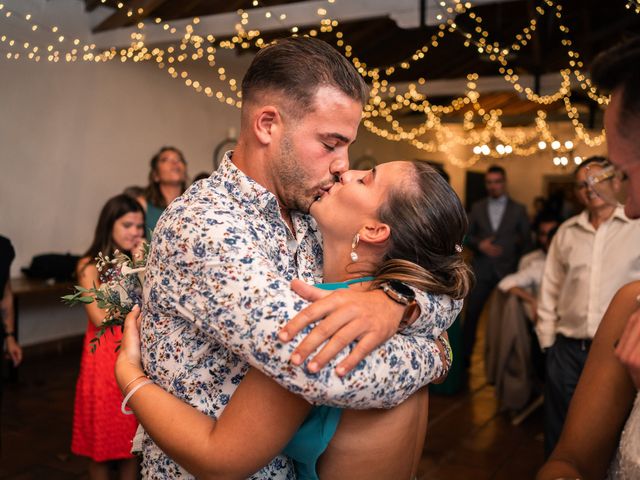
[1,327,544,479]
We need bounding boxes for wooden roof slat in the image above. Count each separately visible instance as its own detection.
[85,0,103,12]
[92,0,170,33]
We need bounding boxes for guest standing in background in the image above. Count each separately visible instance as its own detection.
[530,195,548,234]
[536,156,640,457]
[484,216,559,412]
[71,194,144,480]
[1,236,22,369]
[137,146,188,234]
[496,214,560,321]
[1,235,23,452]
[463,165,532,369]
[122,185,145,201]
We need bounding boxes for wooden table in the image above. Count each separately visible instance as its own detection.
[11,277,74,297]
[6,278,74,380]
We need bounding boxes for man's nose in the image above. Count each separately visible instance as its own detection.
[329,154,349,178]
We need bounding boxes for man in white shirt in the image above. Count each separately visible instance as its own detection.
[536,156,640,457]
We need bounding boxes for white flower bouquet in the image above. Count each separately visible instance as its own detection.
[62,243,149,352]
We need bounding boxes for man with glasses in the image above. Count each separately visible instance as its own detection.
[464,165,532,369]
[536,156,640,457]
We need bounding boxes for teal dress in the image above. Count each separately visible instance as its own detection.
[282,277,374,480]
[145,202,164,238]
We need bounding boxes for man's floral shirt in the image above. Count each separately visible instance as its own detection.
[139,153,461,479]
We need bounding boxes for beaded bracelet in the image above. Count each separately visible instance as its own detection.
[121,379,153,415]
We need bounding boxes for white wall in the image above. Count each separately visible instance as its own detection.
[1,56,247,278]
[0,3,249,345]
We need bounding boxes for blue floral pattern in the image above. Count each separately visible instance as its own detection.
[139,153,461,479]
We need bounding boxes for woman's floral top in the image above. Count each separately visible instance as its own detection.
[139,153,461,479]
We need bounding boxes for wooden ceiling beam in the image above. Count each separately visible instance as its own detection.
[85,0,123,12]
[336,20,398,66]
[93,0,170,33]
[582,13,640,47]
[85,0,103,12]
[169,0,206,19]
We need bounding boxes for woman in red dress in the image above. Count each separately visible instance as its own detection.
[71,194,144,480]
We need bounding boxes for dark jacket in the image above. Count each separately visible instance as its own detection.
[466,197,532,280]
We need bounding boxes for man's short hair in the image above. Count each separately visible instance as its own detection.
[486,164,506,179]
[574,155,610,177]
[591,36,640,138]
[241,37,369,116]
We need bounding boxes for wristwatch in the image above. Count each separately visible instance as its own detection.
[379,280,416,306]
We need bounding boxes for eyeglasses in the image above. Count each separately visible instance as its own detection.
[587,165,625,187]
[575,166,613,191]
[585,165,629,206]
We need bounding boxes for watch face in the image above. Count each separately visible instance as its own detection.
[389,280,416,300]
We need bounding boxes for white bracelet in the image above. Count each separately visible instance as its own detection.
[121,379,153,415]
[121,374,147,394]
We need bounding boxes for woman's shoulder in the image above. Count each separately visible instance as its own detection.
[614,281,640,303]
[599,281,640,335]
[76,256,98,279]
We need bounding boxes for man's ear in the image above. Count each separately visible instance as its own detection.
[359,223,391,247]
[253,106,280,146]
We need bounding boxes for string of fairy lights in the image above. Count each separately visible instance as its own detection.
[0,0,634,168]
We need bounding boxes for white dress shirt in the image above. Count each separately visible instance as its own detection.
[488,195,508,231]
[536,206,640,349]
[498,249,547,295]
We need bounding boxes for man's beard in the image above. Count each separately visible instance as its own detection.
[274,134,315,213]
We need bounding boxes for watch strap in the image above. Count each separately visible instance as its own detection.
[379,281,414,306]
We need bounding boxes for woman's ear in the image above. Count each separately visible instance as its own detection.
[253,106,280,146]
[359,223,391,247]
